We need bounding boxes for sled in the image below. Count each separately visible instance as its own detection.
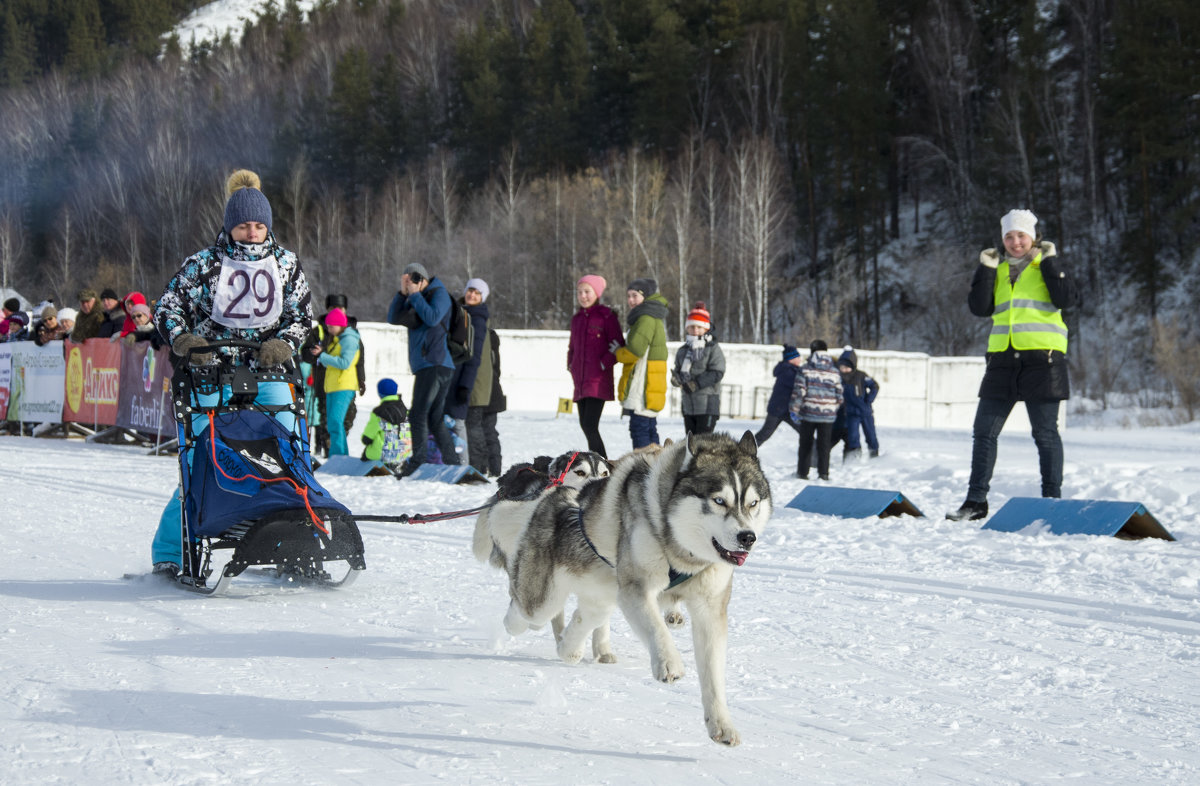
[170,339,366,595]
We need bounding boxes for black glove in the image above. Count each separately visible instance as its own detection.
[670,370,683,388]
[172,332,211,365]
[257,338,294,367]
[455,387,470,406]
[683,378,699,393]
[361,435,372,445]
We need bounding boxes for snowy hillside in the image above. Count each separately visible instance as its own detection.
[172,0,317,52]
[2,410,1199,784]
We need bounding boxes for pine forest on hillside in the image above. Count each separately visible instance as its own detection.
[0,0,1198,414]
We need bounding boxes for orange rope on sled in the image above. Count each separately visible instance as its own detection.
[206,412,330,536]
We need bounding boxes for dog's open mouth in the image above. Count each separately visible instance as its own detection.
[712,538,749,566]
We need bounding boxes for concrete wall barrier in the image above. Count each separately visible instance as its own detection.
[357,323,1050,432]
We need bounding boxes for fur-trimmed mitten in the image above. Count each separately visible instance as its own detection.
[979,248,1000,269]
[257,338,294,367]
[172,332,212,365]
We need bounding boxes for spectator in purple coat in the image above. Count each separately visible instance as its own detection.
[567,274,625,458]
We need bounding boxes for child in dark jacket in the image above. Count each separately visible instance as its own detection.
[671,302,726,435]
[755,345,804,445]
[837,347,880,460]
[789,340,844,480]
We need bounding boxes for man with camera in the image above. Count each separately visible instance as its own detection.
[386,262,460,475]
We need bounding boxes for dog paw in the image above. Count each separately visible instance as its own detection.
[503,605,529,636]
[706,716,741,746]
[663,610,686,628]
[557,643,585,664]
[653,657,685,683]
[596,652,617,664]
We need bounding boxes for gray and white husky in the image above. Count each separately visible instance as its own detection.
[472,451,613,569]
[501,431,772,746]
[471,451,614,655]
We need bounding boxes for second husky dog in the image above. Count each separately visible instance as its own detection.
[504,431,771,745]
[472,451,612,570]
[472,451,615,658]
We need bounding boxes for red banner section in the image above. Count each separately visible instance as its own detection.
[116,342,173,437]
[2,339,177,435]
[63,339,122,426]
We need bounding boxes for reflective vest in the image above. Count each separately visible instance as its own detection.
[323,332,361,393]
[988,253,1068,353]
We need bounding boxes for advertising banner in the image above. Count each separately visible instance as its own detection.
[62,339,122,426]
[0,343,11,420]
[6,341,65,423]
[116,342,173,437]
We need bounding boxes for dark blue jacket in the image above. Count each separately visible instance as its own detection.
[837,349,878,417]
[766,360,799,418]
[387,276,453,372]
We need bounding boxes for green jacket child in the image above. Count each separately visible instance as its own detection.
[361,379,410,463]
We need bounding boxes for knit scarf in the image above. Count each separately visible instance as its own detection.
[1004,250,1035,283]
[681,333,709,374]
[626,298,668,328]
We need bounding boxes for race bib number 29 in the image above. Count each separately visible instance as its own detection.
[211,256,284,330]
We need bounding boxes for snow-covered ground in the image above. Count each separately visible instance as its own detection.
[2,410,1199,784]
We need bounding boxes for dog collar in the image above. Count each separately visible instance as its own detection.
[667,567,693,589]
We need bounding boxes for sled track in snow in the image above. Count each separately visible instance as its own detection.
[740,561,1200,639]
[0,466,163,504]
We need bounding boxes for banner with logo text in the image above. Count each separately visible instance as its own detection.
[4,341,65,424]
[62,339,122,426]
[116,341,173,437]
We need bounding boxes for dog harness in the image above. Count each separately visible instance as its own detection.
[572,507,693,588]
[573,507,614,568]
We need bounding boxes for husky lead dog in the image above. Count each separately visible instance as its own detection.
[504,431,771,745]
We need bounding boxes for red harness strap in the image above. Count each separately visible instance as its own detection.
[547,451,580,489]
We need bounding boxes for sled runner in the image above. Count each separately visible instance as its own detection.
[169,339,365,595]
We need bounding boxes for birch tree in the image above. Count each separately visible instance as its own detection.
[728,136,788,344]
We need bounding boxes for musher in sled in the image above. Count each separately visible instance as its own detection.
[149,170,315,576]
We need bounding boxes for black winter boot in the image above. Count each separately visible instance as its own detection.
[946,500,988,521]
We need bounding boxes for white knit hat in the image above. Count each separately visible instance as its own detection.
[1001,209,1037,238]
[464,277,489,302]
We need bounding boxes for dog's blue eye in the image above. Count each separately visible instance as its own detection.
[747,499,757,508]
[713,497,726,506]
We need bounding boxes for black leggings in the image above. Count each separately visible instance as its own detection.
[576,397,608,458]
[755,413,801,445]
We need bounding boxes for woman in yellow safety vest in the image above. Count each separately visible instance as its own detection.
[309,307,361,456]
[947,209,1079,522]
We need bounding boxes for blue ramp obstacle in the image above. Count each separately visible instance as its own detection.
[982,498,1174,541]
[785,486,924,519]
[407,463,489,485]
[316,455,394,477]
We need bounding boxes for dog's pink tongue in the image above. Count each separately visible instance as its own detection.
[730,551,748,566]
